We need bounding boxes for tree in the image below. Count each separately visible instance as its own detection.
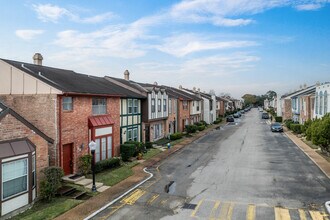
[242,94,257,106]
[266,90,277,100]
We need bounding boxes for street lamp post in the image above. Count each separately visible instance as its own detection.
[89,141,97,192]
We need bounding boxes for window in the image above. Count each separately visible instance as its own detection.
[319,91,323,115]
[316,94,319,114]
[154,124,162,139]
[163,99,167,112]
[127,129,132,141]
[158,99,161,112]
[151,99,155,113]
[92,98,107,115]
[95,139,101,162]
[133,128,138,141]
[62,97,73,111]
[107,136,112,158]
[133,99,138,113]
[169,99,172,114]
[101,137,106,161]
[324,91,328,115]
[210,101,213,111]
[183,101,188,110]
[2,159,28,199]
[32,154,36,188]
[197,101,200,111]
[128,99,133,114]
[95,135,112,162]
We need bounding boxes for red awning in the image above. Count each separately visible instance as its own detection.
[88,115,115,127]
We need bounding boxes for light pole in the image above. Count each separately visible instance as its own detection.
[89,141,97,192]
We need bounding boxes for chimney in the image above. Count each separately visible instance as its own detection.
[154,82,158,86]
[193,87,196,92]
[124,70,130,80]
[198,88,200,92]
[33,53,43,65]
[179,85,183,89]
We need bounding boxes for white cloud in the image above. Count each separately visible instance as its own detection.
[155,34,258,57]
[15,29,44,40]
[295,4,323,10]
[32,4,115,24]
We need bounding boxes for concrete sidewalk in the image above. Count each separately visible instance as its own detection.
[55,124,220,220]
[284,129,330,179]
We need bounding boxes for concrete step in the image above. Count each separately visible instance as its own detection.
[70,190,86,200]
[75,178,93,186]
[62,174,85,183]
[57,186,76,196]
[97,186,110,192]
[85,182,103,189]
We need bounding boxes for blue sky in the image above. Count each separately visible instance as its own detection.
[0,0,329,98]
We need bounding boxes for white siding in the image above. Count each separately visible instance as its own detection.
[2,193,29,216]
[148,90,168,120]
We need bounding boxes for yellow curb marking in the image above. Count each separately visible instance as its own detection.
[218,202,234,220]
[209,200,220,220]
[147,194,159,205]
[120,189,146,205]
[160,198,168,205]
[100,203,126,220]
[309,210,326,220]
[298,209,307,220]
[191,199,205,217]
[274,207,291,220]
[246,204,256,220]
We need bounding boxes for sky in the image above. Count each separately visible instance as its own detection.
[0,0,329,99]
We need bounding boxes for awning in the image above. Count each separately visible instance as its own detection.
[0,139,35,159]
[88,115,115,127]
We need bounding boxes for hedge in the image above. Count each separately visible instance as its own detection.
[95,157,120,173]
[214,118,222,124]
[40,166,64,201]
[197,125,205,131]
[120,144,136,161]
[305,114,330,153]
[275,116,283,122]
[185,125,198,133]
[145,142,153,149]
[170,132,183,140]
[78,155,92,175]
[290,124,303,134]
[124,141,145,155]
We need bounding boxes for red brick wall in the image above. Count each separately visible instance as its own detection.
[0,94,58,166]
[283,99,292,120]
[0,114,50,191]
[60,96,121,173]
[166,98,176,134]
[178,100,190,132]
[220,101,225,116]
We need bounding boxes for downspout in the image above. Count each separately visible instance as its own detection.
[59,96,62,168]
[54,96,58,166]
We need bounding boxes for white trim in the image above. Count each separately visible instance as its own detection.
[2,154,28,162]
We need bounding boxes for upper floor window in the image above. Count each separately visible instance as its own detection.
[62,97,73,111]
[92,98,107,115]
[128,99,133,114]
[169,99,172,114]
[163,99,167,112]
[158,99,161,112]
[210,101,213,111]
[324,91,328,114]
[315,94,319,114]
[196,101,200,111]
[319,91,323,115]
[133,99,138,113]
[151,98,155,113]
[183,101,188,110]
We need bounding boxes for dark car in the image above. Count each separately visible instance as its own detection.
[226,115,235,122]
[233,113,239,118]
[262,112,269,119]
[271,122,283,132]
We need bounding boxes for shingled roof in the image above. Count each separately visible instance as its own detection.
[1,59,145,98]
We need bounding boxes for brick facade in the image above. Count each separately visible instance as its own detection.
[166,98,177,134]
[283,99,292,120]
[178,100,190,132]
[0,114,50,191]
[0,94,58,165]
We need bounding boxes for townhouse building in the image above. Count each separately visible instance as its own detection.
[314,82,330,119]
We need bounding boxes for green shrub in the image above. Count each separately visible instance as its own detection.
[194,122,203,126]
[200,121,208,126]
[309,114,330,153]
[284,119,294,129]
[145,142,153,149]
[302,119,312,134]
[197,125,206,131]
[78,155,92,175]
[214,118,222,124]
[95,157,120,173]
[170,132,183,140]
[275,116,283,122]
[120,144,136,161]
[124,141,145,156]
[40,166,64,201]
[185,125,198,133]
[290,124,303,134]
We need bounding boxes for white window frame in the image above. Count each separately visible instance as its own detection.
[151,99,155,113]
[319,91,323,115]
[133,99,138,113]
[62,97,73,111]
[128,99,133,114]
[92,98,107,115]
[2,158,28,200]
[158,99,161,112]
[324,91,328,115]
[133,128,138,141]
[169,99,172,114]
[163,99,167,112]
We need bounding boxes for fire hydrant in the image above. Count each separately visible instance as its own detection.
[167,142,171,149]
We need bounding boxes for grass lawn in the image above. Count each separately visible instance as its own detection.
[93,161,138,186]
[143,148,162,160]
[11,197,82,220]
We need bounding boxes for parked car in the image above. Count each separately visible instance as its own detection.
[262,112,269,119]
[271,122,283,132]
[237,112,241,117]
[226,115,235,122]
[240,110,245,114]
[233,113,239,118]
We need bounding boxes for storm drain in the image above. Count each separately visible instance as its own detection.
[182,203,197,210]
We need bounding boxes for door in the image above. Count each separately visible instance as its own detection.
[63,143,73,175]
[145,125,150,142]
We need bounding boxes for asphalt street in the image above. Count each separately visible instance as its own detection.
[93,108,330,220]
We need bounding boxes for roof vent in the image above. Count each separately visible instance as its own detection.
[179,85,183,89]
[33,53,43,65]
[124,70,130,80]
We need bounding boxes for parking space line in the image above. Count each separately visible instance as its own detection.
[246,204,256,220]
[275,207,291,220]
[309,210,326,220]
[298,209,307,220]
[147,194,159,205]
[120,189,146,205]
[208,200,220,220]
[191,199,205,217]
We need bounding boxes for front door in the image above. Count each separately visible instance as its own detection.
[63,143,73,175]
[145,125,150,142]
